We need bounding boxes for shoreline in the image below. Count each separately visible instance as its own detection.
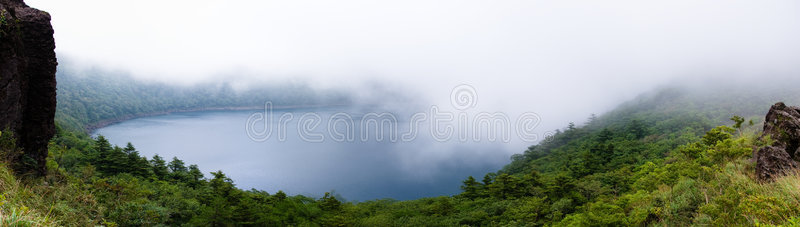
[86,104,349,133]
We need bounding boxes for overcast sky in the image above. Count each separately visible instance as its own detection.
[26,0,800,137]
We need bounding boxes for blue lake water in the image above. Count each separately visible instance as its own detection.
[94,107,518,201]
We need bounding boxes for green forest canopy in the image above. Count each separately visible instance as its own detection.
[3,76,800,225]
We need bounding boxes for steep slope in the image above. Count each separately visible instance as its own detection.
[0,0,57,175]
[54,66,351,132]
[28,81,800,225]
[503,84,800,177]
[459,84,800,226]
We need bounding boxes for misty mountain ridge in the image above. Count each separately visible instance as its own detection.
[54,62,354,132]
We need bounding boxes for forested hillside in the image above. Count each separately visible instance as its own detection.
[55,66,351,132]
[3,81,800,225]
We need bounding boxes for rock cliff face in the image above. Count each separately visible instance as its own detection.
[755,102,800,181]
[0,0,57,175]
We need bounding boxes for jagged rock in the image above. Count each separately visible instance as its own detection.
[755,102,800,181]
[762,102,800,154]
[0,0,57,175]
[756,146,798,181]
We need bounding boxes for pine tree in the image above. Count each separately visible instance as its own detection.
[123,142,136,155]
[482,173,495,186]
[169,157,189,182]
[188,164,205,188]
[122,144,151,178]
[489,173,519,199]
[169,157,187,173]
[460,176,482,199]
[91,135,112,164]
[150,154,169,180]
[106,146,128,174]
[93,135,127,175]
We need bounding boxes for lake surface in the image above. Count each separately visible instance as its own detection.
[94,107,519,201]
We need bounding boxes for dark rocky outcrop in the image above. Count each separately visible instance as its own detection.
[0,0,57,175]
[755,145,797,181]
[755,102,800,181]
